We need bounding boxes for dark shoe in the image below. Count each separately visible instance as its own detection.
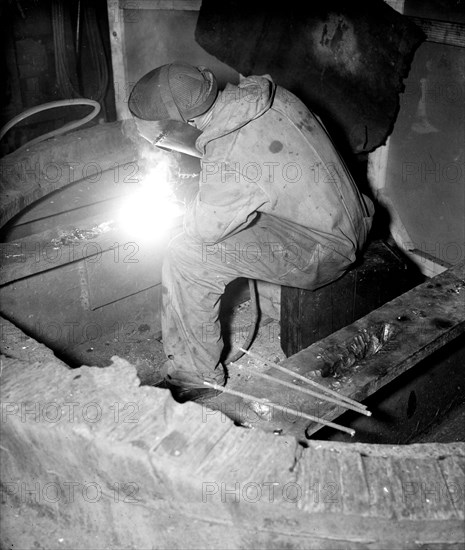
[154,375,223,404]
[153,361,226,403]
[166,381,222,404]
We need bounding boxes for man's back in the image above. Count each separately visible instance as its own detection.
[185,75,373,266]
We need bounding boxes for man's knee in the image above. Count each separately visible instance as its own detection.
[294,240,357,290]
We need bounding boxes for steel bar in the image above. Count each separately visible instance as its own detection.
[229,361,371,416]
[238,347,368,411]
[203,381,356,436]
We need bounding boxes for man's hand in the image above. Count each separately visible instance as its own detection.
[173,175,199,206]
[172,154,201,206]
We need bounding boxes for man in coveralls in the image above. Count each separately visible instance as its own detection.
[128,62,374,402]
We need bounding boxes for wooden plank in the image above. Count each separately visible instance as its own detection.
[339,452,371,517]
[437,456,465,517]
[107,0,131,120]
[305,440,465,459]
[1,336,464,548]
[406,251,450,278]
[408,17,465,48]
[216,261,465,441]
[384,1,465,47]
[120,0,201,10]
[361,455,398,519]
[289,261,465,437]
[281,239,424,356]
[293,449,344,515]
[410,248,453,269]
[390,457,459,520]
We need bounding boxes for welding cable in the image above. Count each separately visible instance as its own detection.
[0,99,101,153]
[52,0,81,98]
[52,0,108,102]
[225,278,259,365]
[82,2,109,103]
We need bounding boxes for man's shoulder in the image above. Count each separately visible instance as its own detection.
[219,75,275,107]
[273,86,308,112]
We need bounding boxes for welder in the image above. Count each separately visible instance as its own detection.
[128,62,374,402]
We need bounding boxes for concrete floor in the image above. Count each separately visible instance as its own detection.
[69,298,285,387]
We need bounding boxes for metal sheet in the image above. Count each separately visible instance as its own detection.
[85,242,163,310]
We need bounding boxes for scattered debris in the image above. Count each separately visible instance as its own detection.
[249,400,273,422]
[50,221,114,248]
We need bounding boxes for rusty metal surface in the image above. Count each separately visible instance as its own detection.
[195,0,425,154]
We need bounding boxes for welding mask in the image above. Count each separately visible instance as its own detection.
[128,63,218,157]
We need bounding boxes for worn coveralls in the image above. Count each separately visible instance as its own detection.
[162,75,374,386]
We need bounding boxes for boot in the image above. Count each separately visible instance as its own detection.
[154,363,226,404]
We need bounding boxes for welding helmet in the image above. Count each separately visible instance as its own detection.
[128,62,218,123]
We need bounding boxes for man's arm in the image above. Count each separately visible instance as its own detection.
[184,152,270,243]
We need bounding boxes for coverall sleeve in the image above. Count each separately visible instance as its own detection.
[183,147,270,244]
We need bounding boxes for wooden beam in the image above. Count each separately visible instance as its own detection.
[381,2,464,50]
[208,261,465,441]
[107,0,131,120]
[119,0,201,10]
[1,334,464,548]
[288,260,465,437]
[408,16,465,48]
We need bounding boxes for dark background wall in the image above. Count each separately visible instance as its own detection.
[0,0,116,156]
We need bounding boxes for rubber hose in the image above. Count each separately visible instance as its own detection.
[0,99,101,153]
[226,278,259,364]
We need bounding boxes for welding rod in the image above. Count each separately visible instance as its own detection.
[203,381,355,436]
[230,362,371,416]
[238,348,367,411]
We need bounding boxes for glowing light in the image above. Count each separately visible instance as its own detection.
[116,162,184,242]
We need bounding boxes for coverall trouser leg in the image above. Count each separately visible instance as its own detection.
[161,213,366,386]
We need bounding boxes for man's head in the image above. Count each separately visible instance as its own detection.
[129,62,218,124]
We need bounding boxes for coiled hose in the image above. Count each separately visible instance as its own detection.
[0,99,101,153]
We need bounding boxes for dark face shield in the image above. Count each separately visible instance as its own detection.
[134,118,202,158]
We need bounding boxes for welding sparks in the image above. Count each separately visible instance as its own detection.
[116,162,184,242]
